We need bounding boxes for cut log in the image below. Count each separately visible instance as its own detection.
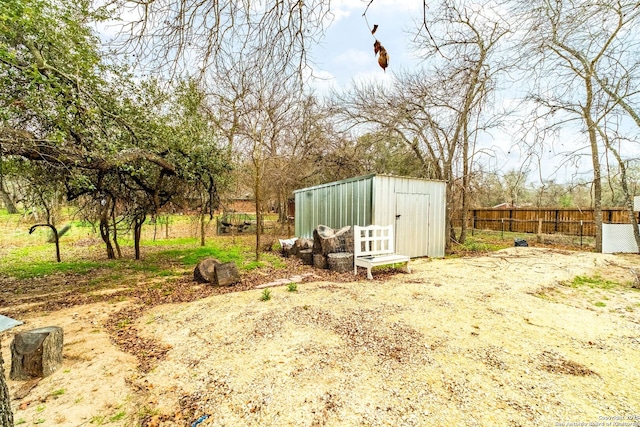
[10,326,63,380]
[313,253,327,269]
[337,226,354,254]
[214,262,240,286]
[298,249,313,265]
[292,238,313,257]
[194,257,221,283]
[312,229,323,254]
[316,225,353,255]
[316,225,338,256]
[327,253,354,273]
[0,338,13,426]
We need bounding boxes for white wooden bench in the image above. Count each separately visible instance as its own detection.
[353,225,411,280]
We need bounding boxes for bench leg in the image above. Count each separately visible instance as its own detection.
[366,267,373,280]
[406,261,411,274]
[354,264,358,276]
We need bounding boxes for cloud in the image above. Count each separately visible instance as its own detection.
[332,48,371,68]
[327,0,421,25]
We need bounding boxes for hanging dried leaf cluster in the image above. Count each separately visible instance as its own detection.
[373,38,389,72]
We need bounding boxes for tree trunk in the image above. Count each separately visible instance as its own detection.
[100,206,115,259]
[200,213,206,247]
[584,77,603,252]
[10,327,63,380]
[28,224,60,262]
[0,338,14,427]
[446,179,456,247]
[255,171,262,263]
[111,210,121,258]
[0,186,17,214]
[133,214,145,260]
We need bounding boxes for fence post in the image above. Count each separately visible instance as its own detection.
[501,218,504,240]
[580,220,583,246]
[471,216,475,236]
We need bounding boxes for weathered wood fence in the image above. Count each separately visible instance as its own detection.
[453,208,638,237]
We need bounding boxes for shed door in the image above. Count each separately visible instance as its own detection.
[395,193,430,257]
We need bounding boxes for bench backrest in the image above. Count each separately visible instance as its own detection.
[354,225,395,257]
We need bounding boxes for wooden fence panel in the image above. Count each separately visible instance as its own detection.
[460,208,634,237]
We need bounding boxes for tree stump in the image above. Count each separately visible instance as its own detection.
[313,253,327,269]
[10,326,63,380]
[194,258,221,283]
[327,253,354,273]
[214,262,240,286]
[1,338,14,426]
[298,249,313,265]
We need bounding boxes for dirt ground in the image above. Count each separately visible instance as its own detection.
[3,247,640,426]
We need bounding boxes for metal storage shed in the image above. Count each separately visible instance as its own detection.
[294,174,446,258]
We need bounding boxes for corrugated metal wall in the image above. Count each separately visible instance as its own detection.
[372,176,446,258]
[294,175,374,239]
[294,174,446,257]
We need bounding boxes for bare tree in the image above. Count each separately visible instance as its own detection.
[336,0,510,245]
[515,0,640,252]
[108,0,333,81]
[202,47,309,258]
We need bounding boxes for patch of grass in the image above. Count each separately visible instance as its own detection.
[154,244,244,267]
[137,406,160,420]
[566,275,619,290]
[36,405,45,413]
[287,282,298,292]
[0,257,115,280]
[243,260,263,270]
[90,415,105,425]
[261,252,287,268]
[34,420,46,425]
[51,388,65,396]
[448,234,510,256]
[15,419,26,425]
[116,318,131,329]
[594,301,606,307]
[109,411,126,422]
[260,289,272,301]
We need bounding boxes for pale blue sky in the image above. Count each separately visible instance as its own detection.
[309,0,422,92]
[306,2,605,185]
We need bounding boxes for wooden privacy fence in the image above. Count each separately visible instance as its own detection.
[454,208,637,237]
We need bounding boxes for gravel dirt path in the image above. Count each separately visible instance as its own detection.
[4,247,640,426]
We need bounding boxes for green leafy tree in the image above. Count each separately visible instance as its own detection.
[0,0,230,259]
